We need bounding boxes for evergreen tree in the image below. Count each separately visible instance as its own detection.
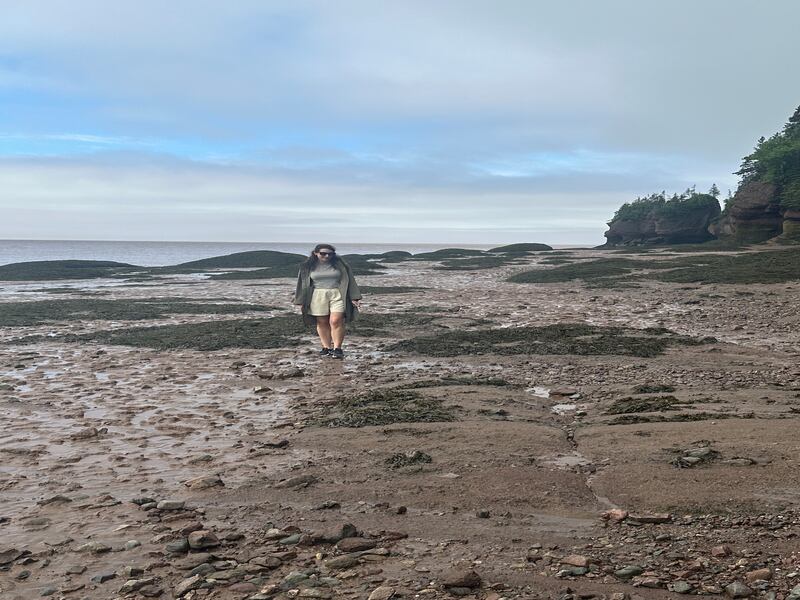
[709,183,720,198]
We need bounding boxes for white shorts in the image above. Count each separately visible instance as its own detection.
[309,288,345,316]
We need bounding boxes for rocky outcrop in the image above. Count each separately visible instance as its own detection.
[709,181,783,242]
[782,209,800,239]
[605,202,720,246]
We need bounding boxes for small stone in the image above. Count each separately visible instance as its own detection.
[76,541,111,554]
[275,474,318,489]
[325,554,361,570]
[786,584,800,600]
[65,565,87,575]
[368,586,395,600]
[725,581,753,598]
[278,533,302,546]
[441,569,481,589]
[602,509,629,522]
[561,555,590,567]
[711,544,733,557]
[187,530,220,550]
[156,500,185,511]
[139,585,164,597]
[184,474,224,490]
[628,513,671,523]
[91,572,117,583]
[745,568,772,582]
[229,582,258,593]
[336,537,377,552]
[298,589,332,599]
[174,574,204,597]
[165,539,190,554]
[125,540,141,550]
[396,506,407,515]
[671,581,693,594]
[476,510,490,519]
[122,566,144,578]
[615,565,644,579]
[119,578,157,593]
[40,586,58,597]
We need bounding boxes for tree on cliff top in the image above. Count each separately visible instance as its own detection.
[735,104,800,210]
[611,191,720,223]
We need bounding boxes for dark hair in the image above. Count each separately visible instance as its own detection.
[304,243,338,268]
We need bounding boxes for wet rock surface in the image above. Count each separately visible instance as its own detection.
[1,248,800,599]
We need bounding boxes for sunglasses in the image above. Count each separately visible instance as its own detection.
[318,251,334,256]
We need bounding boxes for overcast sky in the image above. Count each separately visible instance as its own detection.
[1,1,799,245]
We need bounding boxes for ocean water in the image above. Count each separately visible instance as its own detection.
[0,239,497,267]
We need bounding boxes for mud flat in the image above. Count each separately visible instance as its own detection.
[1,246,800,600]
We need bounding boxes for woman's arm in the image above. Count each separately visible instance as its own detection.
[293,270,304,305]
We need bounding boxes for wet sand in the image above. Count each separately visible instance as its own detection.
[1,249,799,599]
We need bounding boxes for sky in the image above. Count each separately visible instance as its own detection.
[1,1,799,245]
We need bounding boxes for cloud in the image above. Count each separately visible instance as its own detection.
[0,1,798,242]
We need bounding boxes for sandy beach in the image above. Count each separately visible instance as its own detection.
[1,247,799,600]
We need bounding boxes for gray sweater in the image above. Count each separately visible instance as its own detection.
[310,263,341,289]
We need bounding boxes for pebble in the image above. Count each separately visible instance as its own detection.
[174,574,204,597]
[441,569,482,589]
[188,530,220,549]
[614,565,643,579]
[725,581,754,598]
[156,500,185,511]
[368,586,395,600]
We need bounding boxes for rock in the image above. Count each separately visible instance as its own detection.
[725,581,753,598]
[710,181,782,242]
[441,569,481,589]
[368,586,395,600]
[65,565,87,574]
[476,510,490,519]
[0,548,24,565]
[91,572,117,583]
[119,578,157,593]
[174,574,204,597]
[122,566,144,578]
[188,530,220,549]
[132,497,157,505]
[125,540,141,550]
[76,541,111,554]
[605,194,720,246]
[336,538,377,552]
[37,494,72,506]
[229,582,258,593]
[40,586,58,596]
[745,568,772,582]
[298,589,332,599]
[711,545,733,557]
[139,585,164,597]
[325,554,361,570]
[166,539,190,554]
[602,509,629,522]
[184,474,224,490]
[156,500,185,510]
[614,565,644,579]
[628,513,671,523]
[670,581,693,594]
[561,555,590,567]
[275,474,318,489]
[786,584,800,600]
[278,533,302,545]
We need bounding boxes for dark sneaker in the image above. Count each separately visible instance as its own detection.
[331,348,344,359]
[319,347,331,356]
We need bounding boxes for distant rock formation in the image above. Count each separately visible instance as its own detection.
[604,195,720,246]
[708,181,782,242]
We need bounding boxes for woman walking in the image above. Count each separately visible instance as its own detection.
[293,244,362,359]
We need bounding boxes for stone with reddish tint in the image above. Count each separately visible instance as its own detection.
[711,545,733,557]
[561,555,590,568]
[442,569,481,589]
[745,568,772,582]
[187,530,220,550]
[602,509,629,522]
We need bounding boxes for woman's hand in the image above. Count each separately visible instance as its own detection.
[352,299,362,309]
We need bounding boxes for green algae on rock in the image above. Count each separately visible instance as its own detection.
[389,324,711,358]
[319,388,458,428]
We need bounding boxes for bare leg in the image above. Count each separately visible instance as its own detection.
[330,312,346,348]
[315,316,333,349]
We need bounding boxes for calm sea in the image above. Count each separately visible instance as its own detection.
[0,240,497,267]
